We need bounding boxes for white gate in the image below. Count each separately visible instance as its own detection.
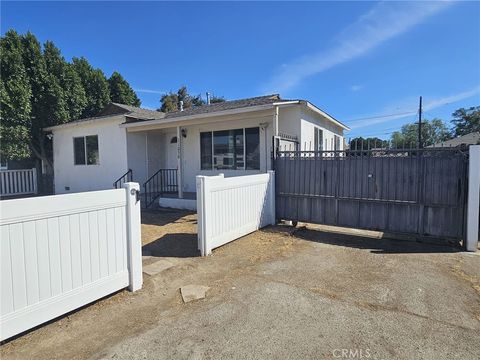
[0,168,38,197]
[0,183,142,341]
[196,172,275,256]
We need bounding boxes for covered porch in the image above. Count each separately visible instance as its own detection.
[121,105,279,209]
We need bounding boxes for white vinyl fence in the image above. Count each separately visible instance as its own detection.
[0,168,37,197]
[0,183,142,341]
[196,171,275,256]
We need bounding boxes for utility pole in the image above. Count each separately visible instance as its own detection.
[418,96,423,149]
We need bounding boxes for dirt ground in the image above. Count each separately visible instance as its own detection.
[1,209,479,360]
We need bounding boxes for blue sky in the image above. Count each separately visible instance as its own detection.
[2,1,479,139]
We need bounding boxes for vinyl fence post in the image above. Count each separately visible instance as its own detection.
[32,168,38,194]
[268,170,276,225]
[124,182,143,290]
[196,176,208,256]
[466,145,480,252]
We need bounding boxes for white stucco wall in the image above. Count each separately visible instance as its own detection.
[299,107,345,151]
[179,111,274,192]
[52,116,128,194]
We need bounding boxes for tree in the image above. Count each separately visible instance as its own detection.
[72,57,110,117]
[108,71,141,106]
[451,106,480,137]
[210,95,226,104]
[349,137,389,150]
[390,118,451,148]
[0,30,32,160]
[1,30,138,168]
[159,86,225,112]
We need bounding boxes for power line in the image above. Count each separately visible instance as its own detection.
[345,98,461,124]
[346,111,416,123]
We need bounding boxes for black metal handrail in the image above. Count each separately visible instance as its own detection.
[143,168,178,208]
[113,169,133,189]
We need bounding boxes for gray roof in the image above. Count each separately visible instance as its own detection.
[45,94,348,130]
[162,94,286,119]
[431,132,480,147]
[103,103,165,120]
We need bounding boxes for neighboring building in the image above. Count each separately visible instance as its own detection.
[44,94,349,209]
[430,132,480,148]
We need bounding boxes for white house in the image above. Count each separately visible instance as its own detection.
[44,94,349,209]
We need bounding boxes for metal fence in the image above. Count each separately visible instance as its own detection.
[275,148,469,241]
[143,168,178,208]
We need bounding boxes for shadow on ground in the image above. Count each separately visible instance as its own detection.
[264,224,463,254]
[141,209,196,227]
[142,233,199,258]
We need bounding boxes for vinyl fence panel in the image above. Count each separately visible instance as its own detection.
[196,172,275,256]
[0,183,142,341]
[0,168,37,197]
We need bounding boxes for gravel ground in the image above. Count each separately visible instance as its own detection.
[1,209,479,360]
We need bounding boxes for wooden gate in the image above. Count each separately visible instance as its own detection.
[275,148,469,242]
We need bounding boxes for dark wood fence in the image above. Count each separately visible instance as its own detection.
[275,148,469,241]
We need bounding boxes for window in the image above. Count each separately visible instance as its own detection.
[200,132,212,170]
[314,127,323,151]
[74,135,99,165]
[0,158,8,170]
[245,127,260,170]
[334,135,341,151]
[200,127,260,170]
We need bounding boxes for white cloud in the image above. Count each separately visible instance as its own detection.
[350,85,363,92]
[347,86,480,130]
[262,1,452,93]
[134,88,165,95]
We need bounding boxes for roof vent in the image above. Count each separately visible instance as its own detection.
[206,92,211,105]
[179,100,184,111]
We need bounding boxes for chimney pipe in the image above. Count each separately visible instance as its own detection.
[206,92,211,105]
[179,100,184,111]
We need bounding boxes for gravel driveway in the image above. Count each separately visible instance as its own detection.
[1,209,479,360]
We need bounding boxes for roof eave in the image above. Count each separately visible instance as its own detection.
[303,101,350,131]
[119,104,277,129]
[43,114,125,131]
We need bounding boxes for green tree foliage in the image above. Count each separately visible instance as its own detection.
[108,71,141,107]
[349,137,389,150]
[0,30,139,165]
[451,106,480,137]
[0,30,32,160]
[390,118,451,148]
[159,86,225,112]
[210,95,226,104]
[72,57,111,118]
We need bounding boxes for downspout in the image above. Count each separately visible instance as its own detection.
[176,126,184,199]
[272,105,280,170]
[145,132,149,178]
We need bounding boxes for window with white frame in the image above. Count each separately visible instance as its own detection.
[314,127,323,151]
[74,135,99,165]
[200,127,260,170]
[334,135,341,151]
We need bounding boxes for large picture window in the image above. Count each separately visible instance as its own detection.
[200,127,260,170]
[74,135,99,165]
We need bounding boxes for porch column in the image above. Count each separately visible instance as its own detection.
[177,126,184,199]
